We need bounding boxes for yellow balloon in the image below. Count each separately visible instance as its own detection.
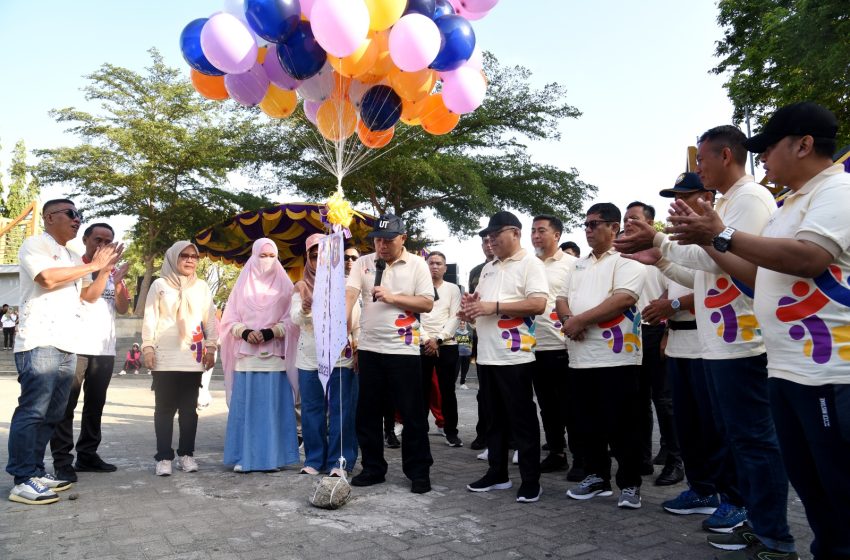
[364,0,405,31]
[328,32,379,78]
[400,97,426,125]
[260,85,298,118]
[316,99,357,141]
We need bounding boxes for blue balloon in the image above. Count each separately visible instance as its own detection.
[277,22,327,80]
[360,86,402,132]
[245,0,301,43]
[404,0,436,17]
[179,19,225,76]
[430,15,476,72]
[432,0,454,19]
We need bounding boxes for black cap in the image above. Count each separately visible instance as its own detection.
[479,211,522,237]
[366,214,405,239]
[659,172,715,198]
[743,101,838,153]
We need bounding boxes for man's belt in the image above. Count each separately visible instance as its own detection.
[668,320,697,331]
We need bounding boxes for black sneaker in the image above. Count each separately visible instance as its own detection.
[654,461,684,486]
[467,473,512,492]
[652,448,669,466]
[516,482,542,503]
[469,438,486,450]
[74,456,117,473]
[712,543,798,560]
[566,474,613,500]
[385,432,401,449]
[351,471,386,487]
[566,457,586,482]
[707,523,760,551]
[445,435,463,447]
[539,452,568,472]
[411,478,431,494]
[541,443,550,451]
[54,464,78,483]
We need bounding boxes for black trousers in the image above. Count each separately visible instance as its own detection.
[421,345,460,438]
[478,362,540,484]
[152,371,202,461]
[357,351,433,480]
[456,355,471,384]
[531,349,570,454]
[639,324,680,464]
[50,355,115,467]
[3,327,15,348]
[573,365,642,489]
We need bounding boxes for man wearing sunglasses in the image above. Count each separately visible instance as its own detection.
[7,199,120,505]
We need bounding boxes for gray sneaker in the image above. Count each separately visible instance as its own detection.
[9,478,59,505]
[566,474,613,500]
[617,486,641,509]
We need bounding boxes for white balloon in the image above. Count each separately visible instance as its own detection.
[296,61,335,101]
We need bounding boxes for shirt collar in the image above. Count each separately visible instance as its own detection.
[722,174,756,199]
[790,163,845,197]
[493,247,527,265]
[384,248,410,267]
[542,249,565,263]
[584,247,617,263]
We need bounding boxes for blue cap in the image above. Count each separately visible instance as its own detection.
[659,172,714,198]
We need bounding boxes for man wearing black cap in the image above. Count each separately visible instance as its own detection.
[345,214,435,493]
[616,126,795,555]
[461,211,548,503]
[666,101,848,560]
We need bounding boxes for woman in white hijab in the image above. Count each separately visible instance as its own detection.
[142,241,218,476]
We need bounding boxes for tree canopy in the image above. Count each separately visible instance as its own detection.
[713,0,850,148]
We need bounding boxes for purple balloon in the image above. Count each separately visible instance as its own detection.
[263,45,302,90]
[304,99,322,125]
[388,14,441,72]
[201,13,258,74]
[224,62,270,106]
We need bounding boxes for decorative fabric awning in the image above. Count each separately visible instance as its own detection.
[193,203,377,277]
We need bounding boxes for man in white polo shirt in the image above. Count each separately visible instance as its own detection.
[420,251,462,448]
[557,202,646,509]
[666,102,847,560]
[346,214,435,494]
[462,211,547,503]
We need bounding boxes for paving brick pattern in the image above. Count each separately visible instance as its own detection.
[0,371,814,559]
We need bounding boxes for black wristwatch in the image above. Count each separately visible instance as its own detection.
[712,226,736,253]
[436,338,443,346]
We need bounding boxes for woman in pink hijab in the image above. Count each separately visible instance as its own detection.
[220,239,299,472]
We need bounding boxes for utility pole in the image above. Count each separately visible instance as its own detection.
[744,107,756,176]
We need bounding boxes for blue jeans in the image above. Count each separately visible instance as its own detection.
[299,367,358,472]
[6,347,77,484]
[704,354,795,552]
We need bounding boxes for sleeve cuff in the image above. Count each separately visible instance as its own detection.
[796,231,842,259]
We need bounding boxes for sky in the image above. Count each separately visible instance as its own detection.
[0,0,741,281]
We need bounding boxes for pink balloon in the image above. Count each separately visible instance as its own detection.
[200,12,258,74]
[304,99,322,125]
[459,0,498,12]
[224,62,270,106]
[388,14,441,72]
[301,0,317,19]
[310,0,370,58]
[448,0,490,20]
[441,65,486,114]
[263,46,302,90]
[465,43,483,71]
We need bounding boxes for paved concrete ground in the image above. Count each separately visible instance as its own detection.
[0,372,813,560]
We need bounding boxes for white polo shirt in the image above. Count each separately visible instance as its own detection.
[637,265,667,317]
[420,281,461,345]
[534,249,575,352]
[475,248,548,366]
[559,248,646,368]
[76,256,120,356]
[15,233,84,354]
[346,249,434,356]
[754,165,850,385]
[656,175,775,360]
[664,279,702,360]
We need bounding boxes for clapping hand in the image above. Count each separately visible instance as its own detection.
[665,198,724,246]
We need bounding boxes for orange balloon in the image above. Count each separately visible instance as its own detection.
[191,69,229,101]
[328,33,379,78]
[388,67,436,102]
[357,121,394,148]
[331,71,352,100]
[420,93,460,135]
[400,97,426,125]
[256,46,268,64]
[370,30,394,75]
[316,99,357,141]
[260,85,298,118]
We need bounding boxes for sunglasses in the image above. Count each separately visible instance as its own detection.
[48,209,84,221]
[344,255,358,262]
[178,253,199,261]
[582,220,616,230]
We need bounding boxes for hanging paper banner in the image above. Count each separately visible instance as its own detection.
[313,231,347,391]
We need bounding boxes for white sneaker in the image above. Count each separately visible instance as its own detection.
[476,449,488,460]
[118,370,126,376]
[38,473,73,492]
[133,370,139,375]
[9,478,59,505]
[233,465,244,473]
[177,455,198,473]
[155,459,172,476]
[513,450,519,464]
[460,384,469,390]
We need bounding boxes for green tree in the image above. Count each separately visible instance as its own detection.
[273,52,596,240]
[713,0,850,148]
[2,140,40,263]
[35,49,293,314]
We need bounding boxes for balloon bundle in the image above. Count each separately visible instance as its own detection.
[179,0,499,156]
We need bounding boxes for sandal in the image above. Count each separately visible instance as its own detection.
[300,466,319,475]
[329,468,346,478]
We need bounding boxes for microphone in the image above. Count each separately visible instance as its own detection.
[373,258,386,302]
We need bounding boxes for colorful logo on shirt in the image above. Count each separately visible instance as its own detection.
[549,308,565,334]
[776,265,850,364]
[599,306,641,354]
[395,311,420,346]
[498,315,536,352]
[705,277,760,343]
[189,324,205,363]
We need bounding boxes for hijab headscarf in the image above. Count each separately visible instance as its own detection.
[160,241,202,345]
[295,233,325,301]
[220,238,299,405]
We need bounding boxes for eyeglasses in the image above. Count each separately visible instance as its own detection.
[486,227,517,241]
[178,253,199,261]
[48,209,83,221]
[582,220,616,230]
[344,255,358,262]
